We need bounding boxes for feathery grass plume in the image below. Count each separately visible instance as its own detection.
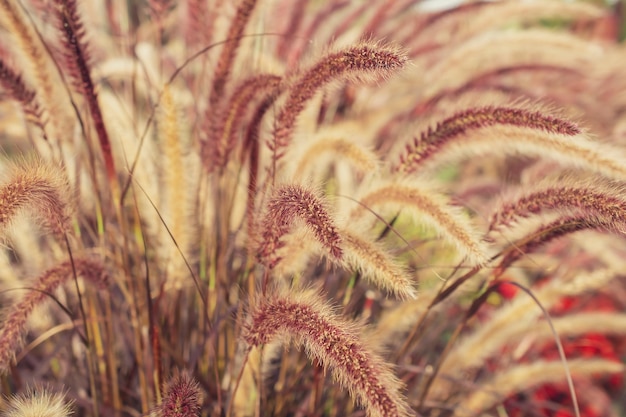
[243,288,412,417]
[396,106,580,174]
[436,269,616,390]
[0,158,73,237]
[339,228,416,299]
[494,215,615,276]
[52,0,116,188]
[208,0,258,107]
[352,180,488,266]
[157,85,196,287]
[0,57,46,136]
[152,371,202,417]
[0,257,107,372]
[453,359,624,417]
[488,177,626,232]
[394,107,626,180]
[438,314,626,402]
[1,386,73,417]
[0,0,72,140]
[256,183,342,268]
[270,41,407,160]
[204,74,281,172]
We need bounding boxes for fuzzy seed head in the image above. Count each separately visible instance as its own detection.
[1,387,73,417]
[155,372,202,417]
[244,289,411,417]
[256,184,342,268]
[272,42,407,157]
[397,106,580,173]
[0,158,73,238]
[0,257,107,372]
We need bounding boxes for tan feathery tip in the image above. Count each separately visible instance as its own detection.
[340,228,416,299]
[0,158,73,238]
[0,257,107,372]
[353,180,488,266]
[293,136,379,180]
[1,386,73,417]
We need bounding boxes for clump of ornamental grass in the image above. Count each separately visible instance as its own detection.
[0,1,626,417]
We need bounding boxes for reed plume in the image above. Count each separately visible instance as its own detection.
[0,57,45,136]
[396,106,580,174]
[339,228,416,299]
[488,177,626,231]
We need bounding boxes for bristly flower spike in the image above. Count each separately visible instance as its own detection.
[243,288,412,417]
[256,184,343,268]
[0,58,46,137]
[0,258,108,372]
[52,0,117,191]
[208,0,258,107]
[488,177,626,232]
[1,386,74,417]
[352,180,489,266]
[339,228,417,299]
[270,41,407,161]
[153,371,202,417]
[203,74,282,172]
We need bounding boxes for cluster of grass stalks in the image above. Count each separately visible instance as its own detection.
[0,0,625,416]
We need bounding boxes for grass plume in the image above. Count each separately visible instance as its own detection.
[271,42,407,160]
[0,257,107,372]
[0,158,72,237]
[153,371,202,417]
[396,106,581,174]
[1,386,73,417]
[243,288,412,417]
[256,183,343,268]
